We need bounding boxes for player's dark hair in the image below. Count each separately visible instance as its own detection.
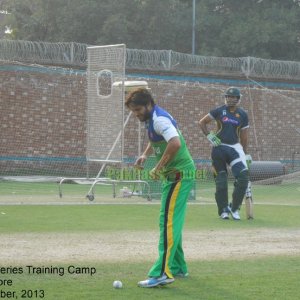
[125,88,155,108]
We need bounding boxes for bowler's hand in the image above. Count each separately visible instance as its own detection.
[134,155,147,170]
[149,168,162,180]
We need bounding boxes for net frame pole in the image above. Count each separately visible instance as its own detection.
[86,44,127,199]
[88,111,132,181]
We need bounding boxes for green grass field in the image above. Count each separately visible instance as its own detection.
[0,181,299,299]
[1,180,299,204]
[3,257,300,300]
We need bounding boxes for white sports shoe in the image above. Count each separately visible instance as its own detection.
[229,208,241,220]
[220,212,229,219]
[138,274,174,288]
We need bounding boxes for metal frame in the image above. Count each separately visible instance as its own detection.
[58,44,151,202]
[58,177,151,201]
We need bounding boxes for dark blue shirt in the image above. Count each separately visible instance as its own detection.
[209,105,249,145]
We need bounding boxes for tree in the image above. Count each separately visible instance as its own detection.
[96,0,192,52]
[0,0,113,43]
[0,0,60,40]
[0,0,299,60]
[197,0,300,60]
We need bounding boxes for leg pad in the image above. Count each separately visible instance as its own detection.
[232,170,249,210]
[215,171,228,215]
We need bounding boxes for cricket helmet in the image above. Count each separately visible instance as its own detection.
[224,87,242,106]
[224,87,241,98]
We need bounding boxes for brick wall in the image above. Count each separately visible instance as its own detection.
[1,62,300,176]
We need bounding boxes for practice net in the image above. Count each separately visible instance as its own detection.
[86,44,126,163]
[0,46,299,204]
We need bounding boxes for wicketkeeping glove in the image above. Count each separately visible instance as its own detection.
[245,154,252,169]
[207,132,221,147]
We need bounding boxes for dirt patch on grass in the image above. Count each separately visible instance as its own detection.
[1,229,300,265]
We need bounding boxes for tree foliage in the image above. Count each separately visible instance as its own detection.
[0,0,299,60]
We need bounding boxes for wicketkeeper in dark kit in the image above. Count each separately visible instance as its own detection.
[125,88,195,288]
[199,87,252,220]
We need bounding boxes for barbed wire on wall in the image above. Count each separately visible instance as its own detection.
[0,39,299,81]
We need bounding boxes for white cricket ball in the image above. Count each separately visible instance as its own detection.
[113,280,123,289]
